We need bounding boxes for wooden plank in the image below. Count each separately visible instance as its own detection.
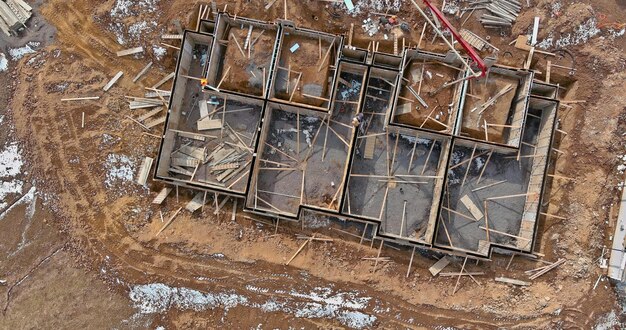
[137,107,163,122]
[117,46,144,57]
[495,277,531,286]
[156,207,182,236]
[13,0,33,11]
[460,195,484,220]
[152,72,175,89]
[152,187,172,204]
[161,34,183,40]
[199,100,209,118]
[136,157,154,185]
[211,163,239,171]
[185,192,205,212]
[133,62,153,82]
[395,103,412,116]
[61,96,100,101]
[363,135,375,159]
[197,118,222,131]
[103,71,123,91]
[145,116,166,128]
[429,256,450,276]
[171,157,200,167]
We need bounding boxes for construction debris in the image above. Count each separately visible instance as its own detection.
[136,157,154,185]
[474,0,521,29]
[103,71,124,91]
[429,256,450,276]
[116,47,144,57]
[495,277,531,286]
[152,187,172,204]
[0,0,32,37]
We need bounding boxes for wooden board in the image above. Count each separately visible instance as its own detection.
[145,116,166,128]
[133,62,153,82]
[395,103,412,116]
[103,71,123,91]
[174,130,206,141]
[460,194,483,220]
[171,157,200,167]
[363,136,376,159]
[197,118,222,131]
[179,145,205,160]
[199,100,209,118]
[137,107,163,122]
[495,277,531,286]
[152,187,172,204]
[152,72,175,89]
[136,157,154,185]
[211,163,239,172]
[185,192,206,212]
[161,34,183,40]
[429,256,450,276]
[117,46,144,57]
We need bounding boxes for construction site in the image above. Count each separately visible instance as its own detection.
[0,0,625,328]
[152,12,559,260]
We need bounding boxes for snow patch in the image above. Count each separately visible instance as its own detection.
[0,53,8,72]
[152,45,166,60]
[130,283,377,329]
[104,154,135,188]
[9,45,36,60]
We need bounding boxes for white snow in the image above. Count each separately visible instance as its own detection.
[0,143,24,177]
[0,186,35,220]
[104,154,135,188]
[0,53,8,72]
[152,45,166,61]
[129,283,377,329]
[8,45,36,60]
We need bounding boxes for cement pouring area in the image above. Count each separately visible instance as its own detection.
[154,12,561,260]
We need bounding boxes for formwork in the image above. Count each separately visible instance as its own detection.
[154,12,561,260]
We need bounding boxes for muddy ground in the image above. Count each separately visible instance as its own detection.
[0,0,625,328]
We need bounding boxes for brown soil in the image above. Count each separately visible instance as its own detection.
[1,0,624,328]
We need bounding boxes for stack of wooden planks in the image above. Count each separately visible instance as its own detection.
[0,0,32,36]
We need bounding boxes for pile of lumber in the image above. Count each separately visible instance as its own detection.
[205,143,248,183]
[0,0,32,37]
[462,0,520,29]
[526,258,566,280]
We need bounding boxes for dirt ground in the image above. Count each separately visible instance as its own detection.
[1,0,625,328]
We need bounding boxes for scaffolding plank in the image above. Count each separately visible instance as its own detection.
[185,192,206,212]
[117,46,144,57]
[171,157,200,167]
[145,116,166,128]
[137,107,163,122]
[199,100,209,118]
[429,256,450,276]
[136,157,154,185]
[161,34,183,40]
[152,72,175,89]
[133,62,153,82]
[152,187,172,204]
[364,136,376,159]
[103,71,124,91]
[495,277,531,286]
[197,118,222,131]
[460,194,483,220]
